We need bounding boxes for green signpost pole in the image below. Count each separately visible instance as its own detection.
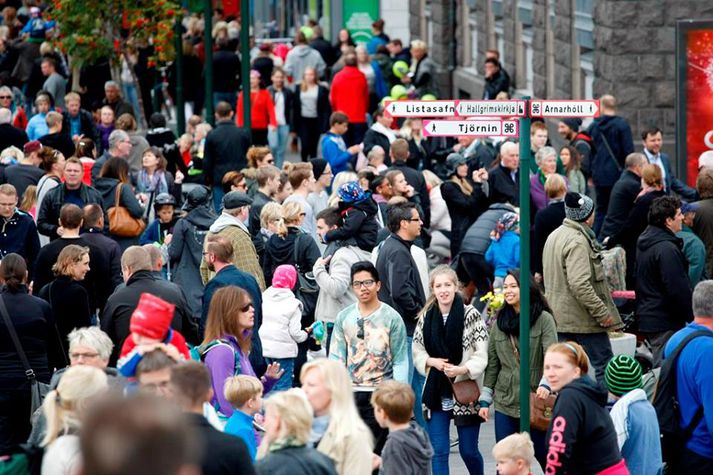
[240,0,250,132]
[203,0,214,126]
[518,98,532,433]
[174,18,185,135]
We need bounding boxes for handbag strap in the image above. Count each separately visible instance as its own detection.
[0,294,36,381]
[114,182,123,207]
[509,334,520,362]
[599,133,623,173]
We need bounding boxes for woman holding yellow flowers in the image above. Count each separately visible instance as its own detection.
[476,269,557,470]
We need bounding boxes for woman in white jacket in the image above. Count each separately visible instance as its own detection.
[259,264,310,391]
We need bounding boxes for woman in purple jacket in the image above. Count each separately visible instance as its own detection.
[201,286,282,418]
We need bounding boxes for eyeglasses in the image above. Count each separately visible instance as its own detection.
[70,352,100,360]
[351,279,376,289]
[357,318,365,339]
[241,302,254,312]
[406,218,422,222]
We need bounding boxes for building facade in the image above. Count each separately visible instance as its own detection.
[411,0,713,175]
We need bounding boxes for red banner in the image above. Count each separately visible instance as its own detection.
[684,29,713,186]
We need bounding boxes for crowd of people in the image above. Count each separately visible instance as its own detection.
[0,5,711,475]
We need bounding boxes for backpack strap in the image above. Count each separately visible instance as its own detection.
[200,339,241,376]
[666,329,713,439]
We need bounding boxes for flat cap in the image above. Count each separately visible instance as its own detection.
[222,191,252,209]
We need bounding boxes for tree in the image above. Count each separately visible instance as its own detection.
[50,0,180,126]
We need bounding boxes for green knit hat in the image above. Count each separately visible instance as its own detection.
[605,354,643,396]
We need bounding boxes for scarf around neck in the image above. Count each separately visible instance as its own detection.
[422,294,465,411]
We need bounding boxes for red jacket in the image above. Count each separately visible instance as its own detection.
[237,89,277,129]
[330,66,368,124]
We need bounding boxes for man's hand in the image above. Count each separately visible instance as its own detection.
[536,386,551,399]
[315,255,331,268]
[163,234,173,245]
[348,144,361,154]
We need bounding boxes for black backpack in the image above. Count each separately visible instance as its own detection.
[653,330,713,472]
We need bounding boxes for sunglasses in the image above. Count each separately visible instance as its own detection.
[0,96,11,99]
[357,318,365,339]
[241,302,254,312]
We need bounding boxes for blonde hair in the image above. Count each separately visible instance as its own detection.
[42,366,108,446]
[544,173,567,199]
[418,265,460,320]
[281,201,304,232]
[224,375,263,407]
[300,359,373,449]
[19,185,36,213]
[260,201,284,230]
[327,171,358,207]
[492,432,535,466]
[52,244,90,277]
[257,389,313,459]
[422,169,442,189]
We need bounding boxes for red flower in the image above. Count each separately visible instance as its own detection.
[166,9,175,17]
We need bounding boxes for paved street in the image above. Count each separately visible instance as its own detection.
[449,419,544,474]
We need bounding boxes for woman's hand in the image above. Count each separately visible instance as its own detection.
[427,357,449,372]
[536,386,551,399]
[478,406,490,422]
[175,170,184,185]
[444,364,468,379]
[371,454,381,470]
[264,362,284,380]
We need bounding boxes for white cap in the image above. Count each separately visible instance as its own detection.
[699,150,713,170]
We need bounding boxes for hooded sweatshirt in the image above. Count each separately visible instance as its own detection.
[546,377,623,475]
[259,286,307,358]
[379,422,434,475]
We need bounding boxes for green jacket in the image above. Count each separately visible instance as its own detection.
[480,311,557,418]
[677,225,707,286]
[542,219,622,333]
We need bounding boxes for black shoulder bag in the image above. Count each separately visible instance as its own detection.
[291,233,319,325]
[0,295,51,420]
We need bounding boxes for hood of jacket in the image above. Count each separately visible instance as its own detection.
[340,195,378,216]
[560,376,608,407]
[263,286,297,303]
[93,176,120,201]
[185,205,216,230]
[209,212,248,233]
[386,423,434,470]
[637,224,682,252]
[292,44,316,58]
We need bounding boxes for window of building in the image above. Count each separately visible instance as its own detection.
[575,0,594,98]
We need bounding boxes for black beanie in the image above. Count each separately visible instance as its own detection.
[564,191,594,222]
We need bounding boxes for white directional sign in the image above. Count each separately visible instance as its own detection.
[384,100,457,117]
[422,120,519,137]
[456,100,526,117]
[529,100,600,118]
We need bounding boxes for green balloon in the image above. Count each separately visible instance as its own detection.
[392,60,409,79]
[390,85,407,99]
[421,94,437,101]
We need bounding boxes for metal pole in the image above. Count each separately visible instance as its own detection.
[518,98,532,433]
[174,18,185,135]
[240,0,251,132]
[204,0,214,126]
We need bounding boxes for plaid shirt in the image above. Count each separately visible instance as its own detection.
[200,225,266,290]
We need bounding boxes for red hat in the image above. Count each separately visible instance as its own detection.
[129,293,175,340]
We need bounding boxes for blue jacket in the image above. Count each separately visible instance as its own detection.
[485,230,520,277]
[0,209,40,278]
[224,410,258,461]
[663,323,713,458]
[587,115,634,187]
[619,399,663,475]
[320,132,353,175]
